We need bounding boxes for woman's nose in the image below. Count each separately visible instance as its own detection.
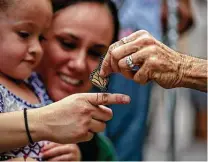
[69,54,87,72]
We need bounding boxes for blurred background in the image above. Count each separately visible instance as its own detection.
[108,0,207,161]
[144,0,207,160]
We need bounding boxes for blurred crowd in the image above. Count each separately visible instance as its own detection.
[107,0,207,161]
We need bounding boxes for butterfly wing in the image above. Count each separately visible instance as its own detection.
[90,68,109,92]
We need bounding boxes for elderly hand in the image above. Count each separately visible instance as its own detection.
[41,143,81,161]
[32,93,130,144]
[100,30,187,89]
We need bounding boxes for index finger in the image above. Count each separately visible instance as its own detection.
[99,43,117,77]
[83,93,131,106]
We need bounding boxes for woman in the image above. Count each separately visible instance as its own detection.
[35,0,121,160]
[0,0,130,160]
[100,30,207,92]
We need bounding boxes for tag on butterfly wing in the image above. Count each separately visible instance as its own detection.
[89,56,109,92]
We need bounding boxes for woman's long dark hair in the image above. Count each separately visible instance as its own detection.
[52,0,120,43]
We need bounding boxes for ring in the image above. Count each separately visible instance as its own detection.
[121,37,128,44]
[126,55,140,71]
[126,55,134,68]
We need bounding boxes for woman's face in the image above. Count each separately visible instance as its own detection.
[39,2,114,101]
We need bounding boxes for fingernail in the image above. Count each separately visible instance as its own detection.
[122,96,130,104]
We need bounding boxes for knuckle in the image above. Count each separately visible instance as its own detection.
[149,45,158,53]
[114,41,121,48]
[118,59,123,68]
[135,30,148,36]
[100,93,109,105]
[56,148,62,155]
[81,106,92,116]
[122,46,128,55]
[109,43,115,50]
[102,60,109,68]
[144,36,154,44]
[134,73,147,85]
[134,73,140,82]
[119,39,124,45]
[109,43,117,52]
[134,36,148,45]
[70,146,77,153]
[111,50,117,59]
[147,56,158,68]
[82,117,91,126]
[133,73,139,80]
[67,145,72,151]
[79,128,88,138]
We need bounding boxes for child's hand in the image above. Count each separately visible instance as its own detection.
[41,142,81,161]
[9,157,37,161]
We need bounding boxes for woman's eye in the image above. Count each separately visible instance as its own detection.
[18,31,30,39]
[39,35,46,42]
[89,50,102,59]
[60,40,76,49]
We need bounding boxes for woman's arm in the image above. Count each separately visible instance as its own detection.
[0,93,130,152]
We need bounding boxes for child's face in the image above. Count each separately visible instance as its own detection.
[0,0,52,80]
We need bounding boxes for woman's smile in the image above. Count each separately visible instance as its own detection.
[59,73,83,86]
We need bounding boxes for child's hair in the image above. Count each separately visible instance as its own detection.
[0,0,14,12]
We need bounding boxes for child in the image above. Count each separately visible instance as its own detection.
[0,0,52,160]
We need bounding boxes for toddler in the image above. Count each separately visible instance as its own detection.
[0,0,52,160]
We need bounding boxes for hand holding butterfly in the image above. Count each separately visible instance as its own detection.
[100,30,207,92]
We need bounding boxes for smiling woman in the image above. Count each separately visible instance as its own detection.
[35,0,120,161]
[38,0,118,101]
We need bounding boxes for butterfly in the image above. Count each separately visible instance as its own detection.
[89,56,109,92]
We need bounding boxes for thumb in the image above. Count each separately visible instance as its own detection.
[81,93,131,106]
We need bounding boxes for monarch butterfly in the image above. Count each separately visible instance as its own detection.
[89,56,109,92]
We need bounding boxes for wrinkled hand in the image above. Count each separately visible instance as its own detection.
[41,142,81,161]
[100,30,186,89]
[37,93,130,144]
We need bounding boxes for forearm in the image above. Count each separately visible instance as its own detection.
[0,108,46,152]
[178,54,207,92]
